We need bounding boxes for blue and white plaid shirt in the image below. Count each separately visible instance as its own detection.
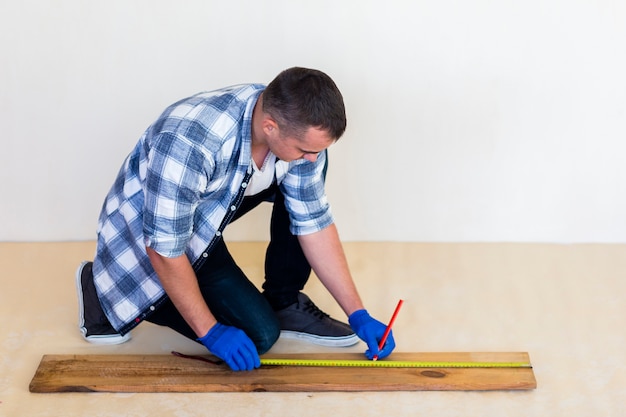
[92,84,333,334]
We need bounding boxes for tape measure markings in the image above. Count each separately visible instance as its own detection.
[259,358,531,368]
[171,351,532,369]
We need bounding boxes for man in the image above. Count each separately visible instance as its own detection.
[76,67,396,371]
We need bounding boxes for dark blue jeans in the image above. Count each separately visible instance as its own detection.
[146,184,310,354]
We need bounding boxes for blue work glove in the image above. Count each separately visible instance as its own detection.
[349,309,396,360]
[198,323,261,371]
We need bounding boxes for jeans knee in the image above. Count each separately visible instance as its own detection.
[256,326,280,355]
[254,321,280,355]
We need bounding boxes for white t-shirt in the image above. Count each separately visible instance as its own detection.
[245,151,276,196]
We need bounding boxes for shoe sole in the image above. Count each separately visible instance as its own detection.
[75,261,131,345]
[279,330,360,347]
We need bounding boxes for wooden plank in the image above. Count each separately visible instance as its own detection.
[29,352,536,393]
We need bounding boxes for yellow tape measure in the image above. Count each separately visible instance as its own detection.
[259,358,532,368]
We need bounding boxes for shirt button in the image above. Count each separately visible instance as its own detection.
[149,305,155,311]
[202,252,208,258]
[241,182,248,188]
[230,205,236,211]
[216,231,222,236]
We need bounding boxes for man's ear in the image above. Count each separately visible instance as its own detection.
[262,117,279,135]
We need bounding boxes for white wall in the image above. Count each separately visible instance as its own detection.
[2,0,625,243]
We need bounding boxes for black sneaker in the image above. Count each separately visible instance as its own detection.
[76,261,130,345]
[275,293,359,347]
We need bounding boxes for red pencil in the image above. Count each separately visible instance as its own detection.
[373,299,404,361]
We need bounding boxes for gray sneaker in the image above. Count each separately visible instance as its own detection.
[275,293,359,347]
[76,261,130,345]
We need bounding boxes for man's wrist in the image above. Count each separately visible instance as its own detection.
[348,309,370,329]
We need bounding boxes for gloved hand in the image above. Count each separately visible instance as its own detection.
[349,309,396,360]
[198,323,261,371]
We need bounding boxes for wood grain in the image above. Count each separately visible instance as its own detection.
[29,352,536,393]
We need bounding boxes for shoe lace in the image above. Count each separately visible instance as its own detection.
[303,300,330,320]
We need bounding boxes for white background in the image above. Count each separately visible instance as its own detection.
[2,0,625,243]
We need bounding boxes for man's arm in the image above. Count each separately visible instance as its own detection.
[146,247,217,338]
[299,224,397,360]
[297,223,365,316]
[146,247,260,371]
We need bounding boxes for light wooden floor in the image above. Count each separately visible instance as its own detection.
[2,241,625,416]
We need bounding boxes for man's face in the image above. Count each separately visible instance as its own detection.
[268,125,335,163]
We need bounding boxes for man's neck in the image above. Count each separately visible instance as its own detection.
[250,93,270,168]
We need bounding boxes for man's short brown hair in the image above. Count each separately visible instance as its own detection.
[262,67,347,140]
